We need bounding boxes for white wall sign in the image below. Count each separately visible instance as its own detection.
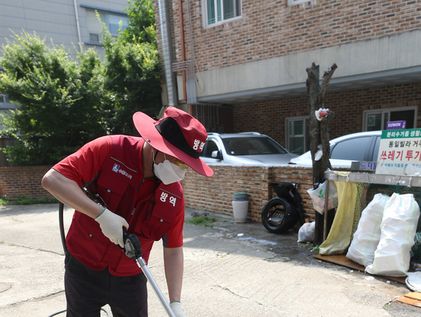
[376,128,421,176]
[287,0,315,6]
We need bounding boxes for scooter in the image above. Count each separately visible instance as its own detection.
[261,182,306,234]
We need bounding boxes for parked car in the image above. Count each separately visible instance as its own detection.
[288,130,382,169]
[200,132,298,166]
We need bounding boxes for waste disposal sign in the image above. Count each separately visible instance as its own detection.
[376,128,421,176]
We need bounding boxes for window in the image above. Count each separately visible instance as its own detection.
[202,140,219,157]
[0,94,6,104]
[222,137,287,156]
[364,107,416,131]
[286,117,308,154]
[83,6,128,45]
[331,136,373,161]
[103,12,128,36]
[89,33,101,45]
[205,0,241,26]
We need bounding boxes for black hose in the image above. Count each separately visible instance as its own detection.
[58,202,69,256]
[48,308,109,316]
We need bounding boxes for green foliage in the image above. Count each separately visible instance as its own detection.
[103,0,161,134]
[0,196,57,205]
[103,36,161,134]
[0,0,161,165]
[0,34,109,164]
[188,215,217,227]
[122,0,157,45]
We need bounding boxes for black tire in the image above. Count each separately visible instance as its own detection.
[261,197,298,234]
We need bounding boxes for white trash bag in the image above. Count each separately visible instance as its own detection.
[346,193,389,267]
[307,180,338,214]
[297,221,315,243]
[366,193,420,277]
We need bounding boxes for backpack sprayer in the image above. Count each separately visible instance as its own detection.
[122,230,176,317]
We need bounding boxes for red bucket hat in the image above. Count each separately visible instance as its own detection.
[133,107,214,177]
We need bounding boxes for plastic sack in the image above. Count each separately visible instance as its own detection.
[297,222,315,243]
[346,193,389,267]
[366,193,420,277]
[307,180,338,214]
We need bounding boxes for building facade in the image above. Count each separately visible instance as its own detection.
[0,0,129,55]
[155,0,421,154]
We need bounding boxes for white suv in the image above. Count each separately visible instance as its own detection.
[200,132,297,166]
[288,131,382,169]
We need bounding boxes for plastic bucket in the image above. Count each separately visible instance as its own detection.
[232,192,249,201]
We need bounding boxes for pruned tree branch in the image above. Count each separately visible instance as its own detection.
[320,63,337,103]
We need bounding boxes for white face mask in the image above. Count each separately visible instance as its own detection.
[153,153,186,185]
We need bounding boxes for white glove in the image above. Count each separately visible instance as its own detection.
[170,302,186,317]
[95,208,129,248]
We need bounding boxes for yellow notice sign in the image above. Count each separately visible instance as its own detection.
[375,128,421,176]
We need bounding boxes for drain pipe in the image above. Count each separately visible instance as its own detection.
[157,0,177,106]
[72,0,83,51]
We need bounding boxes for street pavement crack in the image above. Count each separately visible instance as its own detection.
[0,241,63,256]
[0,290,64,308]
[213,284,248,299]
[213,284,266,307]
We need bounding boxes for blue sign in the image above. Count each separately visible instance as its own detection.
[387,120,406,129]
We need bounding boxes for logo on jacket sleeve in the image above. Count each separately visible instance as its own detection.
[112,163,133,180]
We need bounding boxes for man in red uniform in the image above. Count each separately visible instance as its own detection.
[42,107,213,317]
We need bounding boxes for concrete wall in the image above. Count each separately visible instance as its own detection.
[196,29,421,100]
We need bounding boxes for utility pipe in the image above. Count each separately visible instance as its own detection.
[178,0,187,102]
[72,0,83,51]
[157,0,177,106]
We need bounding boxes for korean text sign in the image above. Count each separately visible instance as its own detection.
[376,128,421,176]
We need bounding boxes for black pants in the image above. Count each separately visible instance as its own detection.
[64,255,148,317]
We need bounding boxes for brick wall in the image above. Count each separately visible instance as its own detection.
[169,0,421,72]
[232,82,421,146]
[183,165,315,222]
[0,165,51,199]
[0,165,315,223]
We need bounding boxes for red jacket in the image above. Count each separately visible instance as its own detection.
[54,135,185,276]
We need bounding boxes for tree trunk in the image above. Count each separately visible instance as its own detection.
[306,62,337,244]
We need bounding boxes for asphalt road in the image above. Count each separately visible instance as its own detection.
[0,204,419,317]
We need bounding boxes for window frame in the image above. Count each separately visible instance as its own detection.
[81,4,128,45]
[285,116,309,155]
[363,106,417,131]
[202,0,242,28]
